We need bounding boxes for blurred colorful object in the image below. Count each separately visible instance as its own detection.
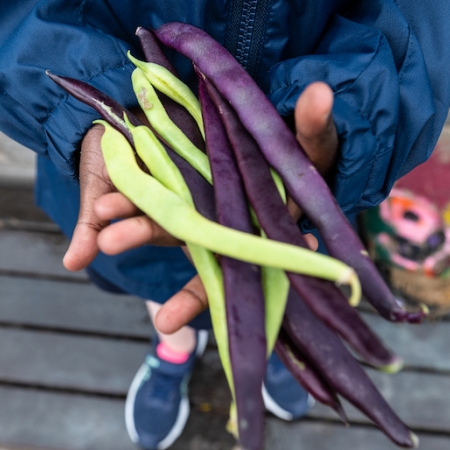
[360,122,450,316]
[361,189,450,278]
[396,127,450,211]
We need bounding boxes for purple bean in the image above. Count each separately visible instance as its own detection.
[136,27,178,76]
[284,288,418,448]
[199,76,266,450]
[275,330,348,423]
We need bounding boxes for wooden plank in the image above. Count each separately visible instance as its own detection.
[0,187,50,223]
[0,328,148,395]
[308,368,450,432]
[361,313,450,372]
[0,229,87,280]
[190,347,232,415]
[1,385,448,450]
[0,386,142,450]
[0,327,228,405]
[264,420,450,450]
[0,386,234,450]
[0,276,151,338]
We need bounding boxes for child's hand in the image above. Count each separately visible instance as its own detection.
[64,82,338,334]
[63,123,112,272]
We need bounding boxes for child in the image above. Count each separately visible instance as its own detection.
[1,1,449,448]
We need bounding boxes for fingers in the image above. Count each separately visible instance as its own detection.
[154,275,208,334]
[97,215,183,254]
[64,124,113,271]
[94,192,183,253]
[95,192,141,220]
[295,82,339,178]
[304,233,319,251]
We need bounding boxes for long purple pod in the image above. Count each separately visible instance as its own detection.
[47,72,215,221]
[203,76,399,370]
[275,330,348,423]
[283,288,418,448]
[136,26,178,76]
[154,22,425,323]
[136,27,206,152]
[199,76,266,450]
[46,71,140,144]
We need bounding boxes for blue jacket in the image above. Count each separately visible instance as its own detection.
[1,0,449,306]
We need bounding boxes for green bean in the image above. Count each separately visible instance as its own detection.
[123,115,194,200]
[262,266,289,355]
[130,67,212,183]
[128,53,204,138]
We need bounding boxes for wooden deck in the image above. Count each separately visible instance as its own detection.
[1,131,450,449]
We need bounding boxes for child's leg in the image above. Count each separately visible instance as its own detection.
[146,300,196,355]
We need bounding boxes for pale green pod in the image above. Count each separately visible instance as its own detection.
[188,243,233,389]
[128,53,204,137]
[262,266,290,356]
[97,122,361,304]
[130,68,212,183]
[124,115,194,202]
[270,169,287,203]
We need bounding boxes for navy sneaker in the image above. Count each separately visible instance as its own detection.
[125,330,209,450]
[262,352,315,421]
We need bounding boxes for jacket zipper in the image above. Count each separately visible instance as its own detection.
[226,0,271,78]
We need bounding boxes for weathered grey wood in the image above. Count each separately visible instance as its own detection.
[0,386,235,450]
[308,368,450,432]
[0,328,148,395]
[0,327,227,404]
[0,444,56,450]
[361,312,450,372]
[0,386,142,450]
[171,409,235,450]
[0,275,151,338]
[264,420,450,450]
[189,348,232,415]
[0,229,87,280]
[0,187,51,223]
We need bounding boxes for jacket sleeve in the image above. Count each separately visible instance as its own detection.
[0,0,141,179]
[265,0,450,219]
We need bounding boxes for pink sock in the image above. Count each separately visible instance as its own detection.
[156,342,190,364]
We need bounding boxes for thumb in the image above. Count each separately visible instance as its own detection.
[295,82,338,178]
[63,124,113,271]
